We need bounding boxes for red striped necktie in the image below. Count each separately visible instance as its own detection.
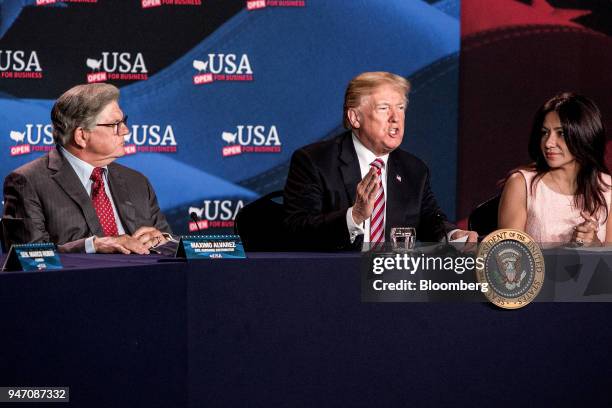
[369,158,385,243]
[90,167,119,237]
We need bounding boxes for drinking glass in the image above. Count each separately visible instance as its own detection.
[390,227,416,251]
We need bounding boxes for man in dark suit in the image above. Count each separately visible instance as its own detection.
[2,83,171,254]
[284,71,477,250]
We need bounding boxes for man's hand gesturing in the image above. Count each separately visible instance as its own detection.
[352,167,380,225]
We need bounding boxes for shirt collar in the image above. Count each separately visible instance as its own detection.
[351,132,389,169]
[59,145,107,185]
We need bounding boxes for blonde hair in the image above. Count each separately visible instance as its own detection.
[343,72,410,129]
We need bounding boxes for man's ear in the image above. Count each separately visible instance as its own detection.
[73,127,88,149]
[347,108,361,129]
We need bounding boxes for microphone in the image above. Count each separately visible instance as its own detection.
[436,212,449,245]
[190,212,203,233]
[433,212,460,256]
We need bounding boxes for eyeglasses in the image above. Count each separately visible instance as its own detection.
[96,115,128,135]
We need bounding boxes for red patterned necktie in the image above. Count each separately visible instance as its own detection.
[90,167,119,237]
[369,158,385,243]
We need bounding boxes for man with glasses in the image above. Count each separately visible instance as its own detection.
[2,83,172,254]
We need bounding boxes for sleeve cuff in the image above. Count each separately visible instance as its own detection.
[447,229,468,243]
[346,207,365,243]
[161,232,180,243]
[85,236,97,254]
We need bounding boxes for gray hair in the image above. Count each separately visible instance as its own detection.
[343,71,410,129]
[51,83,120,146]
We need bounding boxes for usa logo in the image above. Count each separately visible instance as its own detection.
[37,0,97,5]
[7,125,54,156]
[246,0,305,10]
[221,125,282,157]
[0,50,43,80]
[188,200,245,231]
[192,54,253,85]
[85,52,148,83]
[141,0,202,9]
[123,124,178,155]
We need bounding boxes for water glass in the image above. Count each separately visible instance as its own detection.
[390,227,416,251]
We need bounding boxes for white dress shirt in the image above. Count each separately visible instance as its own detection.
[345,134,461,244]
[60,146,126,253]
[346,133,389,242]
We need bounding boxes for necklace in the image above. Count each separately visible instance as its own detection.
[547,173,576,209]
[548,172,575,195]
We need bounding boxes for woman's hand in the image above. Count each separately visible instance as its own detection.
[572,211,601,246]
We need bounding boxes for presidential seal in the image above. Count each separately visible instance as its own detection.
[475,229,545,309]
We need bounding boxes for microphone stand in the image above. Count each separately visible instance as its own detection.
[190,212,203,233]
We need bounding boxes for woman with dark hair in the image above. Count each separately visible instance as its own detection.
[498,92,612,246]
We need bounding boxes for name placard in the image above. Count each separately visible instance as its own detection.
[175,235,246,259]
[2,243,63,272]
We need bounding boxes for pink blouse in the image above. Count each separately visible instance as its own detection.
[518,169,611,243]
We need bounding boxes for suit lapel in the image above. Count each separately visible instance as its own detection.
[338,133,361,205]
[49,148,104,236]
[107,164,136,234]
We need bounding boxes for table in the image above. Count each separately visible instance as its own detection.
[1,252,611,407]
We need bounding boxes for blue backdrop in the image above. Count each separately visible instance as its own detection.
[0,0,460,234]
